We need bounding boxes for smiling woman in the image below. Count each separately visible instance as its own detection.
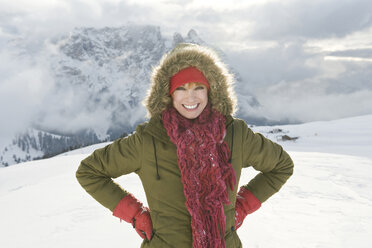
[76,43,294,248]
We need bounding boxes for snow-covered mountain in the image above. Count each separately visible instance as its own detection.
[1,114,371,248]
[1,25,258,167]
[0,128,103,166]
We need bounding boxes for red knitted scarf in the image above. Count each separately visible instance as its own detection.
[162,104,236,248]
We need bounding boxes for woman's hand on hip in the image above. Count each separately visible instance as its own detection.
[113,194,153,240]
[234,187,261,230]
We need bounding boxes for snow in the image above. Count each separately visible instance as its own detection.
[251,114,372,159]
[56,142,111,157]
[1,115,372,247]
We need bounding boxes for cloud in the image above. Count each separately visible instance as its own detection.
[2,0,372,44]
[329,48,372,58]
[223,39,372,123]
[247,0,372,40]
[325,60,372,94]
[0,0,372,141]
[253,84,372,123]
[0,50,54,144]
[225,41,322,90]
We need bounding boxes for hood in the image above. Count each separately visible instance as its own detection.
[143,43,237,118]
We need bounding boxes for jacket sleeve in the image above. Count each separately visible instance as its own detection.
[241,121,294,203]
[76,125,144,212]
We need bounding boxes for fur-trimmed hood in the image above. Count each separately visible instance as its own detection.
[143,43,237,118]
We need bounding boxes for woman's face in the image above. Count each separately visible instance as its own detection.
[171,82,208,119]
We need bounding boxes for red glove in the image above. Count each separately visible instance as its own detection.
[113,194,153,240]
[235,187,261,230]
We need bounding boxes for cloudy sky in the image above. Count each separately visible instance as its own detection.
[1,0,372,143]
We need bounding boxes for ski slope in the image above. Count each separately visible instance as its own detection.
[1,115,372,248]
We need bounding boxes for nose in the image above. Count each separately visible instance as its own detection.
[186,90,196,100]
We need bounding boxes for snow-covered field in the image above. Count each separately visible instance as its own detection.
[1,115,371,248]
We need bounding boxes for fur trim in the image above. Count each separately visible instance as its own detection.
[143,43,237,118]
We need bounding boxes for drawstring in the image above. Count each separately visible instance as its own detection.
[152,136,160,180]
[228,122,234,164]
[152,122,234,180]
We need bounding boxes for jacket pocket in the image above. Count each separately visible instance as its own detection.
[225,228,242,248]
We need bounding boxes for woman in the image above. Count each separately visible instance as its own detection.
[76,43,294,248]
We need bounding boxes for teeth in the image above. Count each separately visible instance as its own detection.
[183,104,198,109]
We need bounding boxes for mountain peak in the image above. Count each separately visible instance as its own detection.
[172,32,184,46]
[172,29,205,46]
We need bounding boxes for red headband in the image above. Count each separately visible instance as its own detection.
[169,67,210,94]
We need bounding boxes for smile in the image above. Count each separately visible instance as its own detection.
[183,104,199,110]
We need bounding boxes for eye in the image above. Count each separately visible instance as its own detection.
[175,86,186,91]
[195,86,205,90]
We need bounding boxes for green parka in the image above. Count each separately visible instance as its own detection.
[76,44,294,248]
